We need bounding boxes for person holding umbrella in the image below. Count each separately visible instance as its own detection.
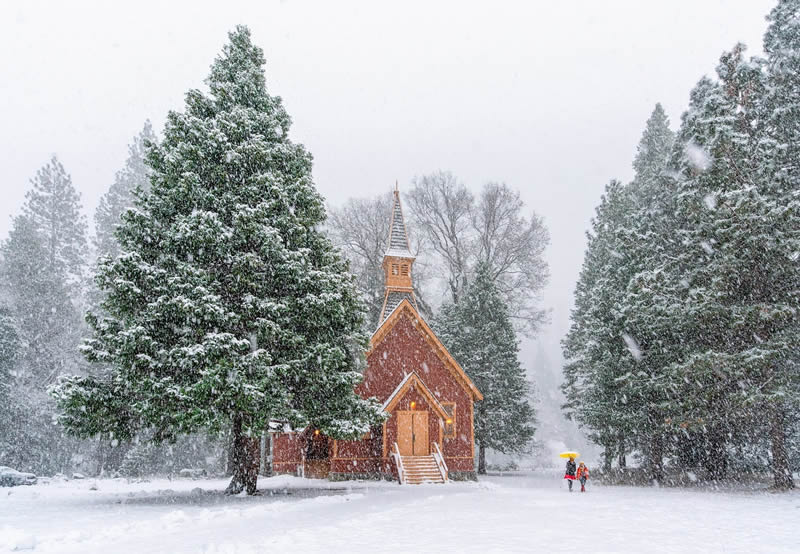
[561,452,578,491]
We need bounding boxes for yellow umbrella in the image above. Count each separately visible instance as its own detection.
[559,451,579,459]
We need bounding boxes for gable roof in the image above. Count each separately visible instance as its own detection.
[369,298,483,402]
[382,371,450,420]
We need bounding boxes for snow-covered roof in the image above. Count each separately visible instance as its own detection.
[380,290,417,324]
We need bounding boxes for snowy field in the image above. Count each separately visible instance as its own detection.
[1,472,798,553]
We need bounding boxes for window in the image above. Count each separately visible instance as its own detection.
[391,263,399,275]
[400,264,409,276]
[442,402,456,439]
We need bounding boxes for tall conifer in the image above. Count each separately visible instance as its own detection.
[52,26,383,494]
[436,262,536,474]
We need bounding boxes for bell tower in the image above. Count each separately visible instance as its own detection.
[379,185,418,323]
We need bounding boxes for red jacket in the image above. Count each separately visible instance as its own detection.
[576,465,589,479]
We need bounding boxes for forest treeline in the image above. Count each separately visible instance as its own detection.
[0,28,546,482]
[562,1,800,490]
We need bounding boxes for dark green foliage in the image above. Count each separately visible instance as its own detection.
[563,3,800,490]
[51,27,384,484]
[93,121,157,270]
[436,262,536,473]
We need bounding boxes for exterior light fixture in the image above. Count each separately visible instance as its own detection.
[410,401,416,409]
[314,429,320,435]
[446,418,453,425]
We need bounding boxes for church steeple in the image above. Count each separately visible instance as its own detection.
[379,185,418,323]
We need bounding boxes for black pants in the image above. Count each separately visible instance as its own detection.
[567,478,574,490]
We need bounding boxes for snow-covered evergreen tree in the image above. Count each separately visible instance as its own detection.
[615,104,677,482]
[0,306,19,455]
[651,50,767,481]
[21,156,88,291]
[757,0,800,490]
[562,179,638,470]
[628,40,798,489]
[1,215,83,384]
[564,104,676,481]
[94,121,156,264]
[436,262,536,474]
[52,26,384,495]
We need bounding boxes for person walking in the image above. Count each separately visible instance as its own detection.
[564,456,577,491]
[576,461,590,492]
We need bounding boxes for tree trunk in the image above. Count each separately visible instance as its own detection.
[649,433,664,484]
[259,431,267,476]
[225,428,235,476]
[225,415,261,495]
[769,404,794,491]
[702,429,727,481]
[478,444,487,475]
[617,433,626,469]
[602,446,613,472]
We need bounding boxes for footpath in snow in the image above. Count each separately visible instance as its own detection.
[1,471,798,553]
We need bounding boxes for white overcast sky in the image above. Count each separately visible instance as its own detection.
[0,0,778,373]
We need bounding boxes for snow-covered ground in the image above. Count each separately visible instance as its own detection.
[1,471,797,553]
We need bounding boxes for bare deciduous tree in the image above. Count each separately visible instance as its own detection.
[473,182,550,333]
[406,171,474,303]
[407,172,550,335]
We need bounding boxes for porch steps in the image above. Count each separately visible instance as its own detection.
[401,455,445,484]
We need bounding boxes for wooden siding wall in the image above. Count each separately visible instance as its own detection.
[271,433,304,475]
[272,311,477,478]
[359,313,475,473]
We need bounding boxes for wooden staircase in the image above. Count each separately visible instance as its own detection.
[401,455,446,484]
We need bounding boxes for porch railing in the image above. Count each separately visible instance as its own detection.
[391,442,405,484]
[432,441,449,482]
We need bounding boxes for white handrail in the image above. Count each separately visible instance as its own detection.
[432,441,449,482]
[299,442,306,478]
[391,442,405,484]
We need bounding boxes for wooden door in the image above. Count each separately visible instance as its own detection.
[412,411,429,455]
[397,411,429,456]
[397,412,413,455]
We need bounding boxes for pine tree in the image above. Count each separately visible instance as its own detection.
[22,156,88,291]
[616,104,676,482]
[0,306,20,455]
[753,0,800,489]
[0,216,82,384]
[658,51,767,481]
[1,157,88,384]
[436,262,536,474]
[94,121,156,263]
[635,42,799,489]
[563,105,676,481]
[52,26,384,495]
[562,179,639,470]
